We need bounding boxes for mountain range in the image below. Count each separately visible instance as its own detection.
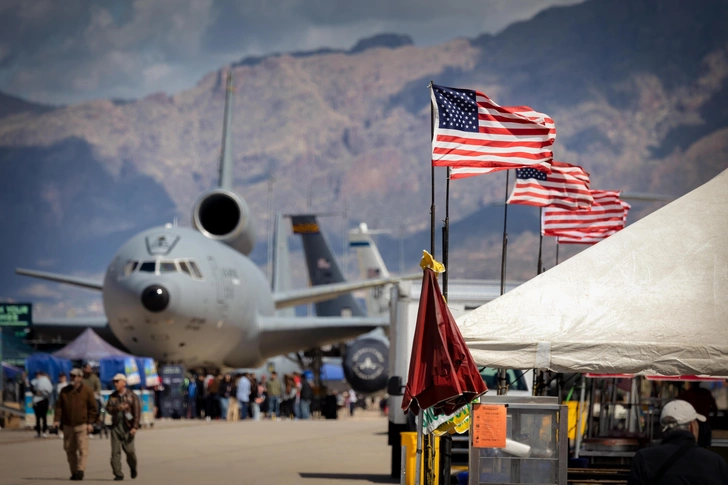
[1,0,727,318]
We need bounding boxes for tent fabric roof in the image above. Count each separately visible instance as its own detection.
[53,328,132,361]
[458,169,728,377]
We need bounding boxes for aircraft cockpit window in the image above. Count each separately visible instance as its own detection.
[178,261,192,276]
[159,261,177,273]
[139,261,156,273]
[189,261,203,279]
[124,260,139,277]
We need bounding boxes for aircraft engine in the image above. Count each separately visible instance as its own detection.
[342,337,389,395]
[192,188,256,255]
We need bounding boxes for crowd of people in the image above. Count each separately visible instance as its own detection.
[182,370,367,421]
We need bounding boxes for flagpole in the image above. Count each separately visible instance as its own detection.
[555,241,560,265]
[429,82,436,257]
[537,207,544,274]
[497,170,510,396]
[442,167,451,299]
[499,170,510,296]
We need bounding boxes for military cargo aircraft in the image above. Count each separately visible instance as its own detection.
[16,72,404,369]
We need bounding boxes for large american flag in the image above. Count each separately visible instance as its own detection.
[542,190,631,237]
[431,84,555,175]
[507,161,593,210]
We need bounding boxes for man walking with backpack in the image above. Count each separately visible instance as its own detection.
[106,374,140,481]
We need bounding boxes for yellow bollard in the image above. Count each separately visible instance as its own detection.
[401,432,440,485]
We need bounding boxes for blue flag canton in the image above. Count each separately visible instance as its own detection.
[433,85,478,133]
[516,167,547,181]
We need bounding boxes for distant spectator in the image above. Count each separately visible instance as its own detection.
[233,374,248,420]
[218,374,235,420]
[299,373,314,420]
[266,372,281,419]
[31,371,53,438]
[186,376,197,419]
[81,364,101,396]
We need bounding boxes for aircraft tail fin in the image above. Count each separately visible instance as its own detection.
[218,71,235,190]
[349,223,392,316]
[290,214,365,317]
[271,212,295,317]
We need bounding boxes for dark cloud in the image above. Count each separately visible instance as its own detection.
[0,0,584,104]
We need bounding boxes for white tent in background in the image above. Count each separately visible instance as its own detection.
[457,169,728,377]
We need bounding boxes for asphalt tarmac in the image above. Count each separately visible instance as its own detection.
[0,410,396,485]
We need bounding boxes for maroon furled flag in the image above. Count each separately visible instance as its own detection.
[431,84,555,176]
[401,267,487,417]
[507,162,593,210]
[542,190,631,237]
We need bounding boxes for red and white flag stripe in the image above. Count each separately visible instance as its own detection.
[431,84,555,175]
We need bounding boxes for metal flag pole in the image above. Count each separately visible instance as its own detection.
[442,167,451,300]
[497,170,511,395]
[537,207,544,274]
[429,81,436,257]
[499,170,510,296]
[555,241,560,265]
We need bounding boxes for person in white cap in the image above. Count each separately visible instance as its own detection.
[105,374,140,481]
[628,399,728,484]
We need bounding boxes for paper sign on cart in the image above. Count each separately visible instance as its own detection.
[472,404,507,448]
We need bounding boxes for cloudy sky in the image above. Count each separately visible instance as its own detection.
[0,0,584,105]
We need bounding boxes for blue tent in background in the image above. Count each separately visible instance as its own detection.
[2,362,23,380]
[320,363,345,381]
[25,353,72,384]
[99,357,158,388]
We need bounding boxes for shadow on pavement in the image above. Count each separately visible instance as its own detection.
[299,473,397,483]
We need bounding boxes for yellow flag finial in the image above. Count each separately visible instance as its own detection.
[420,250,445,274]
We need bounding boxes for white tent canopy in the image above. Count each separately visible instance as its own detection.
[458,169,728,377]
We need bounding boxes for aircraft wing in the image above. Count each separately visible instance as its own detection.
[32,316,108,327]
[272,274,419,309]
[16,268,103,291]
[258,316,389,357]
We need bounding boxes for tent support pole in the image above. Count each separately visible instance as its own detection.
[574,374,586,458]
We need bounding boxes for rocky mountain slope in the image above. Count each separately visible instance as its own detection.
[1,0,727,316]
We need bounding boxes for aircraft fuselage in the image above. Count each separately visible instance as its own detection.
[103,226,274,368]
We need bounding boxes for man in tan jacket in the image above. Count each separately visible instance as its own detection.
[54,368,97,481]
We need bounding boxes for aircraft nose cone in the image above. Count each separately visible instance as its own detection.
[141,285,170,313]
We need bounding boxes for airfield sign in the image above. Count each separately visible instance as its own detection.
[0,303,32,327]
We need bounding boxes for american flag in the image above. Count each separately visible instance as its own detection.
[542,190,631,237]
[431,84,556,175]
[507,162,593,210]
